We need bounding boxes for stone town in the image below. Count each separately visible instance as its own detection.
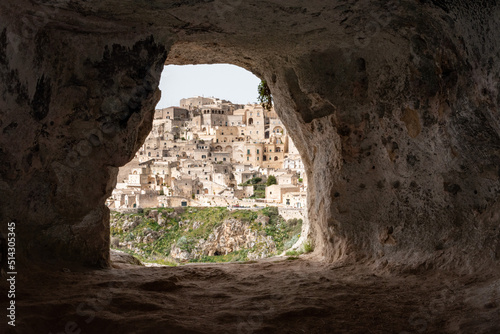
[107,96,307,213]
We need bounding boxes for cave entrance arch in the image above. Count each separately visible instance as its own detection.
[108,63,311,265]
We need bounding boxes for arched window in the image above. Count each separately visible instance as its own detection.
[274,156,278,161]
[248,118,254,125]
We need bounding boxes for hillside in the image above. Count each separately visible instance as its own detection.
[110,207,304,265]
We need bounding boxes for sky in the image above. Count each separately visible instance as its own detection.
[156,64,262,108]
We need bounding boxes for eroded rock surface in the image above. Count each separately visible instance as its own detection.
[189,218,277,260]
[0,1,498,275]
[11,260,500,333]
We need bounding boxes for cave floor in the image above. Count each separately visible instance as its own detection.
[9,256,500,334]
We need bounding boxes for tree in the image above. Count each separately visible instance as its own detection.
[258,80,273,111]
[266,175,277,186]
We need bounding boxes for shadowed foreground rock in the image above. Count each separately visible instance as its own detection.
[0,0,499,333]
[7,259,500,334]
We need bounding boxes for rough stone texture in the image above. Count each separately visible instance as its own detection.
[0,0,499,275]
[9,260,500,333]
[110,249,142,268]
[191,218,277,259]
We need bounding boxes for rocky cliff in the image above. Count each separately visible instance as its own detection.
[110,207,302,265]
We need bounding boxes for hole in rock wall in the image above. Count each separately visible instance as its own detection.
[107,64,309,266]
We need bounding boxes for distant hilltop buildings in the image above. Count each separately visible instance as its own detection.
[107,96,306,216]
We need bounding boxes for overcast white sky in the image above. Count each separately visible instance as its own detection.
[156,64,261,108]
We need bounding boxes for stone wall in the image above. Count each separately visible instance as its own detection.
[278,208,306,221]
[0,0,499,272]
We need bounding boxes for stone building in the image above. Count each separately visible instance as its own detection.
[265,185,301,203]
[155,107,189,120]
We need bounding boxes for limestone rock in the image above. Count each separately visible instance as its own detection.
[170,246,192,261]
[255,215,270,227]
[123,219,140,231]
[148,210,158,219]
[157,214,166,226]
[110,249,142,267]
[0,0,498,274]
[110,236,120,248]
[143,232,158,244]
[192,219,277,259]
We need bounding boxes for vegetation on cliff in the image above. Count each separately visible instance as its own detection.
[110,207,302,266]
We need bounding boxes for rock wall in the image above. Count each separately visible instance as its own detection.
[0,0,499,272]
[191,218,277,260]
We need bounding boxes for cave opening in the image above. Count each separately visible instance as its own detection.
[107,63,311,266]
[2,1,499,332]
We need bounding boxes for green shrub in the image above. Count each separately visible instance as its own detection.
[176,236,196,252]
[252,177,262,184]
[266,175,277,186]
[303,240,314,253]
[285,250,301,256]
[284,234,300,250]
[239,177,264,187]
[262,206,279,218]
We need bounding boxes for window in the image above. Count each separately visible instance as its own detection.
[247,157,249,161]
[257,157,259,161]
[286,199,290,205]
[257,149,260,154]
[247,149,250,155]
